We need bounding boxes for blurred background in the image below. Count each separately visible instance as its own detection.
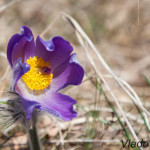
[0,0,150,150]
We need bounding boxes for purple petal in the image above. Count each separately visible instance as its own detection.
[16,81,77,121]
[12,58,30,91]
[52,56,70,77]
[51,53,84,92]
[36,36,73,76]
[7,26,35,67]
[20,96,41,120]
[38,92,77,121]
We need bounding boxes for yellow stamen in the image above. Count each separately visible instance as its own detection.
[22,56,53,90]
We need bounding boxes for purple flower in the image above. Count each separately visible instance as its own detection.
[7,26,84,121]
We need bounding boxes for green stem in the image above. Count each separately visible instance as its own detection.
[28,124,41,150]
[27,112,42,150]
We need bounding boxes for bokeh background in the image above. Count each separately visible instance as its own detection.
[0,0,150,150]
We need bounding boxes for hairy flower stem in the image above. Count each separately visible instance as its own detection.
[27,112,42,150]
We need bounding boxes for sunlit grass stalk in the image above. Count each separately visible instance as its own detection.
[77,105,117,129]
[137,107,150,133]
[95,79,140,150]
[97,80,131,140]
[78,74,118,129]
[84,76,139,149]
[86,80,98,150]
[145,75,150,86]
[97,80,140,150]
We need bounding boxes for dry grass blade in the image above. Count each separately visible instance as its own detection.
[104,74,150,130]
[0,66,10,81]
[40,14,60,37]
[62,12,149,117]
[0,0,22,14]
[61,12,148,150]
[0,52,6,58]
[47,139,120,144]
[79,28,143,148]
[137,0,140,25]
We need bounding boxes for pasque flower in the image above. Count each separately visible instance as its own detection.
[7,26,84,121]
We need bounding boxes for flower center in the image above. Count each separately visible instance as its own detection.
[22,56,53,90]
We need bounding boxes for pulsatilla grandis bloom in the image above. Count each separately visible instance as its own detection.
[7,26,84,121]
